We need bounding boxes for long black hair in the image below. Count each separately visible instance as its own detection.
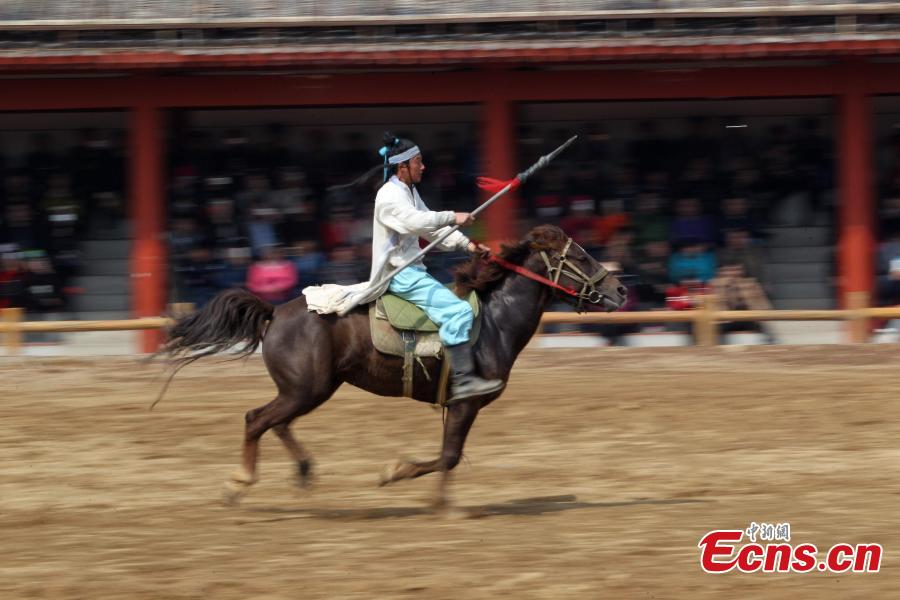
[331,131,418,190]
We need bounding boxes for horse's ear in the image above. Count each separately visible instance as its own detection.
[524,226,546,247]
[526,225,563,251]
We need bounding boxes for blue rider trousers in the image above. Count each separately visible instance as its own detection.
[388,265,473,346]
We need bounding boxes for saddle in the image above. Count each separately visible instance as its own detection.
[369,289,481,401]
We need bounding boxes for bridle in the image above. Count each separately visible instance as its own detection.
[488,237,612,313]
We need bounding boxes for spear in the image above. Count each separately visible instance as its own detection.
[336,135,578,315]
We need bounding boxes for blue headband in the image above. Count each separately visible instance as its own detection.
[387,146,420,165]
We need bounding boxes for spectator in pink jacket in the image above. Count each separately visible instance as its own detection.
[246,244,298,304]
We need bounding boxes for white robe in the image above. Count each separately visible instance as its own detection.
[302,176,470,315]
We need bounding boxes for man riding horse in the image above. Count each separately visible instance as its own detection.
[157,133,626,509]
[304,133,505,405]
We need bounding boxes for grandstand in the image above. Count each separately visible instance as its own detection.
[1,0,899,350]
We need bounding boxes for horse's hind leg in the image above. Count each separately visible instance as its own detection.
[271,423,314,489]
[224,395,290,503]
[224,389,330,505]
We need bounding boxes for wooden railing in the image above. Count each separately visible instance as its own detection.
[2,294,899,354]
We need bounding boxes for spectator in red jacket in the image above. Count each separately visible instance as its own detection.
[246,244,298,304]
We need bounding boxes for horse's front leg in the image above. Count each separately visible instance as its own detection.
[380,401,480,509]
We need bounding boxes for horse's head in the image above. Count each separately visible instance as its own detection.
[523,225,627,312]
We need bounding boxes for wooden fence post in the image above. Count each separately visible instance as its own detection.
[846,291,870,344]
[2,307,24,355]
[693,294,719,347]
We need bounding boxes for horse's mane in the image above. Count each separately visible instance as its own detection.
[453,225,565,296]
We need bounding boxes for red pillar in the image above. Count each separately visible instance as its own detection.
[481,94,517,246]
[837,80,875,313]
[129,104,166,353]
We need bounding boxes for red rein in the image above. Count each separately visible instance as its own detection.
[487,254,579,298]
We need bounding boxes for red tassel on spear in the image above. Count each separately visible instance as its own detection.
[476,176,521,195]
[475,135,576,195]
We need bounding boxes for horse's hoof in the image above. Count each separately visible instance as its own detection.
[222,481,247,506]
[229,466,258,486]
[379,460,404,487]
[296,460,314,489]
[222,467,257,506]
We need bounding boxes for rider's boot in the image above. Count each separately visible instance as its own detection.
[444,342,505,406]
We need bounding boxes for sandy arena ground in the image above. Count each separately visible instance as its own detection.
[1,345,898,599]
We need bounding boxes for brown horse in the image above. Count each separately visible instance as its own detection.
[159,225,626,508]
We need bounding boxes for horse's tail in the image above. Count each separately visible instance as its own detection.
[160,288,274,363]
[150,289,274,408]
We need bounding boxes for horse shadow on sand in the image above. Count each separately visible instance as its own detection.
[239,495,712,523]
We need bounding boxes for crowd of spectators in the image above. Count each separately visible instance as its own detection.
[1,116,843,345]
[0,129,126,322]
[164,125,479,307]
[161,117,837,345]
[517,117,833,341]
